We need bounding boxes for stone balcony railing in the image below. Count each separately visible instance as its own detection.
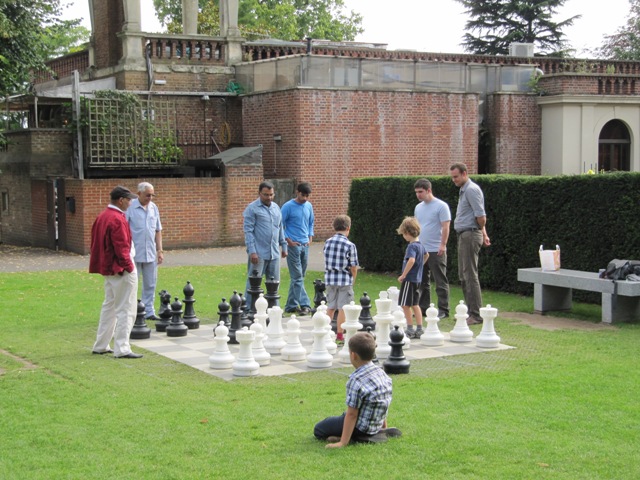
[145,34,227,65]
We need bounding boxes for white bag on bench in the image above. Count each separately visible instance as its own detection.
[539,245,561,271]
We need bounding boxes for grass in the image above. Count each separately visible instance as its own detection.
[1,265,639,479]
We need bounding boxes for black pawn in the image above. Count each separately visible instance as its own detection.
[383,325,410,375]
[166,297,188,337]
[264,276,280,309]
[312,279,327,313]
[156,290,172,332]
[228,290,242,344]
[358,292,375,332]
[367,326,379,365]
[182,281,200,330]
[217,297,231,330]
[130,299,151,339]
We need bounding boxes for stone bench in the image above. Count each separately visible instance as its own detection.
[517,268,640,323]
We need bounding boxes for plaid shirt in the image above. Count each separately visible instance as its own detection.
[323,233,358,286]
[345,363,393,435]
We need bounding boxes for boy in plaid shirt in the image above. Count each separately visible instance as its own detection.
[323,215,359,344]
[314,332,402,447]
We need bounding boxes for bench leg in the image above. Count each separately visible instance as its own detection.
[601,294,640,324]
[534,284,572,313]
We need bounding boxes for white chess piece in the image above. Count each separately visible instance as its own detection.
[281,315,307,361]
[421,303,444,346]
[338,301,363,364]
[449,300,474,343]
[264,305,286,354]
[307,308,334,368]
[318,303,337,355]
[476,304,500,348]
[232,327,260,377]
[250,322,271,365]
[254,293,269,331]
[387,286,402,313]
[374,291,393,359]
[391,309,411,349]
[209,321,235,369]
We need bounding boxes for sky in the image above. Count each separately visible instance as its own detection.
[62,0,632,57]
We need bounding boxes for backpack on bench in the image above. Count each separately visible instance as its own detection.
[602,259,640,280]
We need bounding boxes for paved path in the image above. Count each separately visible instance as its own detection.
[0,243,326,273]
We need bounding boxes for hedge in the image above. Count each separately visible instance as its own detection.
[348,173,640,297]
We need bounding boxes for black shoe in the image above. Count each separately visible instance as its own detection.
[438,312,449,319]
[284,308,298,314]
[145,314,161,321]
[115,352,143,359]
[298,307,311,316]
[92,349,113,355]
[379,427,403,438]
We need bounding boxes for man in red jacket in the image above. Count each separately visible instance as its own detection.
[90,186,142,359]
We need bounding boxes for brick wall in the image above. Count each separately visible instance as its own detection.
[486,94,541,175]
[92,0,124,69]
[539,74,638,96]
[30,180,49,247]
[242,88,479,238]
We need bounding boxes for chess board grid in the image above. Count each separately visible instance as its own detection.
[131,317,513,381]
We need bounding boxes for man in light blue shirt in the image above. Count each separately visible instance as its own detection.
[243,181,288,309]
[126,182,163,320]
[281,182,314,315]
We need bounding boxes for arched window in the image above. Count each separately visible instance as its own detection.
[598,120,631,172]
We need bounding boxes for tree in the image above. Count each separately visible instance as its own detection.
[152,0,363,41]
[0,0,88,97]
[599,0,640,60]
[455,0,580,56]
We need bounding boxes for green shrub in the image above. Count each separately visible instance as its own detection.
[349,173,640,297]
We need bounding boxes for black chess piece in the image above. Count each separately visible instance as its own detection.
[182,281,200,330]
[217,297,231,330]
[312,279,327,313]
[264,276,280,309]
[358,292,375,332]
[130,299,151,339]
[239,292,252,329]
[156,290,172,332]
[228,290,242,344]
[383,325,410,374]
[166,297,188,337]
[366,326,379,365]
[247,269,264,322]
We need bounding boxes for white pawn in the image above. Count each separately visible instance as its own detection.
[387,286,402,313]
[254,293,269,331]
[264,305,286,354]
[232,327,260,377]
[318,303,337,355]
[209,321,235,370]
[391,309,411,349]
[374,291,393,360]
[281,315,307,361]
[476,304,501,348]
[449,300,474,343]
[338,301,363,364]
[250,322,271,365]
[421,303,445,346]
[307,308,333,368]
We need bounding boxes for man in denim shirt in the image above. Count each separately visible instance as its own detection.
[243,181,288,309]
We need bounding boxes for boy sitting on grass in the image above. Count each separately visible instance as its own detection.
[314,332,402,447]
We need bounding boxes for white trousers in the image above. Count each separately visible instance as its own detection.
[93,270,138,356]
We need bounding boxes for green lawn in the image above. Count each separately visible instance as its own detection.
[1,265,639,479]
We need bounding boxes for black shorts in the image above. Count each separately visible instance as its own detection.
[398,281,420,307]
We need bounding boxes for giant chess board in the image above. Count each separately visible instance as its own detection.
[131,314,514,381]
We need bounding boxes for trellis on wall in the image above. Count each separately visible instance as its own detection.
[84,92,182,168]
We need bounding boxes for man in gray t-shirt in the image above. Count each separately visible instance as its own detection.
[450,162,491,325]
[414,178,451,318]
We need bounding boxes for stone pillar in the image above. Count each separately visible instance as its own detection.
[220,0,244,66]
[122,0,141,32]
[182,0,198,35]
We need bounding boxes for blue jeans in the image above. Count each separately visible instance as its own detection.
[285,244,311,311]
[136,261,158,317]
[314,412,371,442]
[244,256,280,309]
